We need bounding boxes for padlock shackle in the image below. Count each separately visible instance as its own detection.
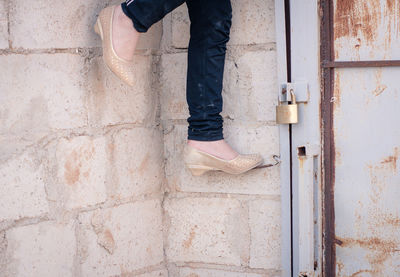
[289,90,296,104]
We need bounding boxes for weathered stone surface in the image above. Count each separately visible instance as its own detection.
[54,136,107,210]
[5,220,76,277]
[165,197,249,266]
[249,199,281,269]
[0,54,87,135]
[170,0,275,48]
[0,151,49,221]
[179,268,265,277]
[159,50,277,122]
[78,200,164,276]
[9,0,160,49]
[229,0,276,45]
[171,4,190,49]
[0,0,8,49]
[87,55,157,126]
[110,128,164,200]
[163,123,280,195]
[222,50,277,122]
[159,52,189,120]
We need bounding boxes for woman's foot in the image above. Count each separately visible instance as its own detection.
[187,139,239,161]
[94,5,138,86]
[112,5,140,61]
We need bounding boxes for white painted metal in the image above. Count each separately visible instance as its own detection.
[289,0,322,276]
[298,144,321,276]
[274,0,291,276]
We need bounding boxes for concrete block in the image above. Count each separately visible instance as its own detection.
[159,50,277,122]
[222,50,277,122]
[87,55,157,126]
[0,54,87,135]
[179,268,264,277]
[165,197,249,266]
[0,0,8,49]
[5,220,76,277]
[229,0,276,45]
[171,4,190,49]
[159,52,189,120]
[55,136,107,210]
[110,128,164,200]
[77,200,164,276]
[163,123,280,195]
[136,22,163,50]
[170,0,275,48]
[9,0,161,49]
[0,151,49,221]
[249,199,281,269]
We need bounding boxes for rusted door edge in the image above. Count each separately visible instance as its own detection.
[322,60,400,68]
[320,0,336,276]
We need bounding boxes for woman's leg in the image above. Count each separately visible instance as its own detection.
[185,0,238,160]
[112,0,185,60]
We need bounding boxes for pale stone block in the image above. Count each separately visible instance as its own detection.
[55,136,107,210]
[0,0,8,49]
[222,50,278,122]
[159,52,189,120]
[5,220,76,277]
[78,200,164,276]
[136,22,163,50]
[249,199,281,269]
[171,4,190,49]
[88,55,157,126]
[9,0,161,49]
[159,50,277,122]
[170,0,276,48]
[0,54,87,135]
[163,123,280,195]
[0,152,49,221]
[165,197,249,266]
[179,268,264,277]
[110,128,164,200]
[229,0,276,45]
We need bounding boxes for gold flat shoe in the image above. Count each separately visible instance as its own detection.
[183,144,263,176]
[94,5,135,86]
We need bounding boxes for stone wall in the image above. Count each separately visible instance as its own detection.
[0,0,281,276]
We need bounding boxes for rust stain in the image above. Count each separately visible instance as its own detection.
[138,153,150,175]
[372,69,388,97]
[64,150,80,185]
[334,0,381,43]
[183,225,198,249]
[336,236,397,250]
[380,147,399,172]
[333,70,341,109]
[350,269,375,276]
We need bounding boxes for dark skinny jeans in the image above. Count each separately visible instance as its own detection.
[121,0,232,141]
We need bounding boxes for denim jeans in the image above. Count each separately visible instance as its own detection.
[121,0,232,141]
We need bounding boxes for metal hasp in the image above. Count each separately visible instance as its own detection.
[276,89,299,124]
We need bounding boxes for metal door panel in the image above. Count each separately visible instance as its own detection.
[333,67,400,276]
[334,0,400,61]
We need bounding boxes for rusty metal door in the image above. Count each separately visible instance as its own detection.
[321,0,400,276]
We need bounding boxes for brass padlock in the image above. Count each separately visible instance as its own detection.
[276,90,298,124]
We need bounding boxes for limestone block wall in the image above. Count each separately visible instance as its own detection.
[160,1,281,276]
[0,0,281,276]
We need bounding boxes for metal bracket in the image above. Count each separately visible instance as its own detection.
[279,81,309,103]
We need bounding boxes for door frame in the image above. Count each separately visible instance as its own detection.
[276,0,324,276]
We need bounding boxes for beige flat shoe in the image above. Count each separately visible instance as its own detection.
[183,144,263,176]
[94,5,135,86]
